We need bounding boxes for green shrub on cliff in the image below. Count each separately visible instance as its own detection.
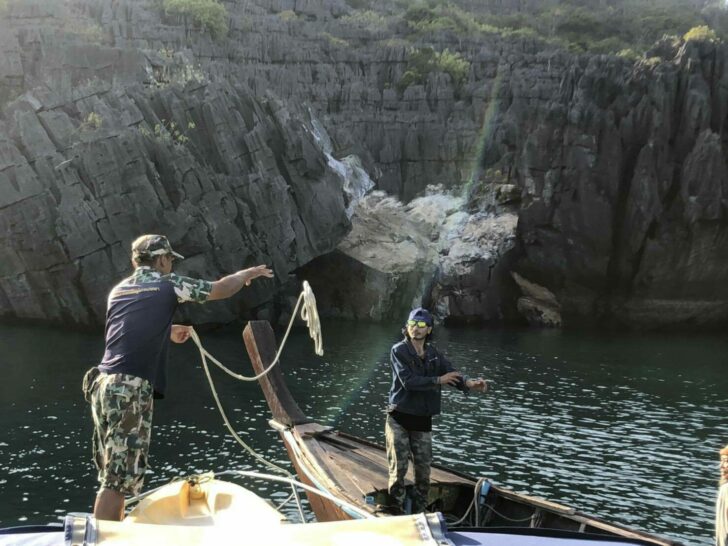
[437,49,469,87]
[140,119,196,147]
[403,1,492,37]
[478,0,723,54]
[396,47,469,93]
[617,48,639,61]
[80,112,103,131]
[278,10,298,22]
[322,32,349,48]
[341,10,389,33]
[162,0,228,40]
[684,25,719,43]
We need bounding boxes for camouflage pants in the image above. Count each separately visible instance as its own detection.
[89,373,154,496]
[385,414,432,513]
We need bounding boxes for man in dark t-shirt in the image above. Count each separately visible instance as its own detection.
[88,234,273,521]
[385,307,487,514]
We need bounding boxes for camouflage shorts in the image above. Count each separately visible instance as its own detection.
[90,373,154,496]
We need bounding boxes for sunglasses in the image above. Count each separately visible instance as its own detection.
[407,320,429,328]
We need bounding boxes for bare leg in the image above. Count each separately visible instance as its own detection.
[93,488,125,521]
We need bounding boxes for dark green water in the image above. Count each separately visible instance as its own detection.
[0,321,725,545]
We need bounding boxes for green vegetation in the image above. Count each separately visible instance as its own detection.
[641,56,663,68]
[278,10,298,22]
[376,38,409,49]
[684,25,718,43]
[397,47,469,93]
[140,119,196,147]
[322,32,349,48]
[341,10,389,32]
[477,0,726,54]
[403,2,497,37]
[80,112,103,131]
[379,0,726,56]
[617,48,639,61]
[150,50,205,88]
[162,0,228,40]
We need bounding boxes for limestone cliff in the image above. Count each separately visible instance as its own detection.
[0,0,352,326]
[0,0,528,327]
[476,39,728,328]
[1,0,726,330]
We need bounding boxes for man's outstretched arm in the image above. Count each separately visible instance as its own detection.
[208,265,274,301]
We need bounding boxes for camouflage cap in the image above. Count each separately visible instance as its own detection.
[131,234,184,260]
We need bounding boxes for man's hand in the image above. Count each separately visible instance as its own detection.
[466,378,488,393]
[237,265,274,286]
[438,371,462,386]
[170,325,193,344]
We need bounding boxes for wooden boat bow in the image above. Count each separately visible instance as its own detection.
[241,320,684,546]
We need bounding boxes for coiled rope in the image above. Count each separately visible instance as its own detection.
[185,281,323,517]
[443,477,535,526]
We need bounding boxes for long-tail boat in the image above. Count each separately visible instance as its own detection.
[242,320,684,546]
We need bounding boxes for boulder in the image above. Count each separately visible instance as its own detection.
[300,188,520,323]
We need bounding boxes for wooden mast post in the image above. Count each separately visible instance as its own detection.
[242,320,310,427]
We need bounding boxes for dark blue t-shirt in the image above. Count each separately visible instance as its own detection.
[98,267,212,397]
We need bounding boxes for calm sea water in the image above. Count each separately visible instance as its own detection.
[0,320,725,544]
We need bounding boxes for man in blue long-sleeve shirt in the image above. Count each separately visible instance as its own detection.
[385,307,487,514]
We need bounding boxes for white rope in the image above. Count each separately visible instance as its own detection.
[300,281,323,356]
[124,469,355,523]
[192,328,292,477]
[180,282,324,504]
[217,470,374,520]
[189,280,323,383]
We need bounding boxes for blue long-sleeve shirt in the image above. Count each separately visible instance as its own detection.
[387,338,468,417]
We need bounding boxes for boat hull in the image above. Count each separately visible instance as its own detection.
[242,320,683,546]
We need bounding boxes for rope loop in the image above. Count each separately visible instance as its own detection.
[126,283,326,521]
[189,280,322,383]
[184,281,324,480]
[301,280,323,356]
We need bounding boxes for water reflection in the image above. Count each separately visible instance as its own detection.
[0,322,725,544]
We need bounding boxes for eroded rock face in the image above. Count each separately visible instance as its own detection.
[0,75,350,326]
[0,0,512,202]
[299,188,520,323]
[477,40,728,329]
[2,0,727,330]
[0,0,502,326]
[511,272,561,328]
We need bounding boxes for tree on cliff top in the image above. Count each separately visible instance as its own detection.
[684,24,719,42]
[162,0,228,40]
[397,0,726,55]
[397,47,470,94]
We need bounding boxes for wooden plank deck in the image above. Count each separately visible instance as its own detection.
[306,429,474,495]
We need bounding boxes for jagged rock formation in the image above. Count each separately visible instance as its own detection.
[477,39,728,329]
[1,0,727,330]
[0,0,500,200]
[0,1,352,326]
[0,0,528,326]
[299,188,519,323]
